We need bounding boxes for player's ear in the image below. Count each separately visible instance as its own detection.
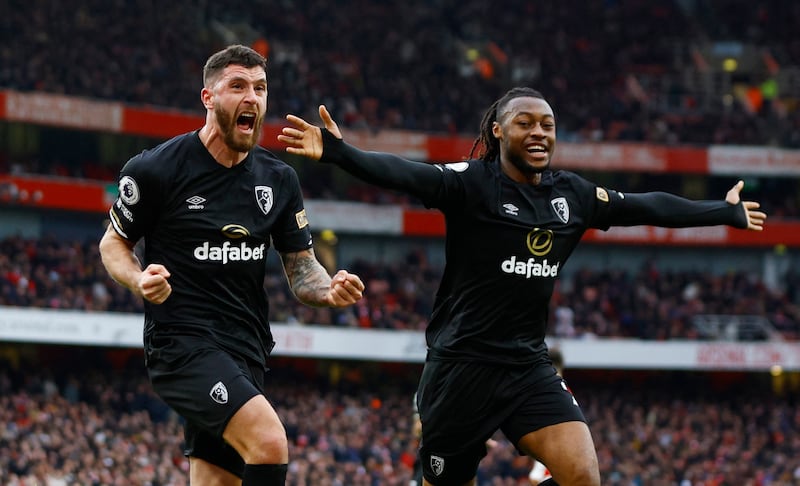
[201,87,214,110]
[492,121,502,139]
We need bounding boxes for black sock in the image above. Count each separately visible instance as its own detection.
[538,479,559,486]
[241,463,288,486]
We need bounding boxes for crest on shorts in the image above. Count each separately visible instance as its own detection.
[255,186,273,215]
[210,381,229,404]
[430,455,445,477]
[551,197,569,224]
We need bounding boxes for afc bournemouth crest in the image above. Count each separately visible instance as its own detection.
[255,186,273,215]
[430,455,445,476]
[209,381,229,404]
[550,197,569,224]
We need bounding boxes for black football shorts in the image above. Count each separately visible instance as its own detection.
[417,359,585,485]
[146,334,266,477]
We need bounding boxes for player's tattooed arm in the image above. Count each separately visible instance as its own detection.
[280,249,364,307]
[281,248,331,306]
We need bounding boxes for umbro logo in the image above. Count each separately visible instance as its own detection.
[187,195,206,210]
[503,203,519,216]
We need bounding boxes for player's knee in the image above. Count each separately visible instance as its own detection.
[558,462,600,486]
[225,396,288,464]
[240,430,288,464]
[228,417,288,465]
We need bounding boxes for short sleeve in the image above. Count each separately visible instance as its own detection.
[108,152,161,242]
[269,166,313,253]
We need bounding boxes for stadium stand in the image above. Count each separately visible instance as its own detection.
[1,236,798,339]
[1,354,798,485]
[2,0,800,484]
[1,0,798,146]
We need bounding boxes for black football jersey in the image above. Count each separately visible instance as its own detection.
[421,160,613,366]
[320,132,743,367]
[109,131,312,363]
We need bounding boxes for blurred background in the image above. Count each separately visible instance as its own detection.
[0,0,799,484]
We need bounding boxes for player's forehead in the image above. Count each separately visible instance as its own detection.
[217,64,267,83]
[501,96,554,119]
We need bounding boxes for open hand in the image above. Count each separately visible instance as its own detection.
[279,105,342,161]
[726,180,767,231]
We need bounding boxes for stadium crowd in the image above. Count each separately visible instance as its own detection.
[1,235,798,341]
[1,360,799,485]
[2,0,799,147]
[2,1,800,484]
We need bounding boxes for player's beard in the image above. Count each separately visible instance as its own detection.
[509,152,550,176]
[215,104,263,153]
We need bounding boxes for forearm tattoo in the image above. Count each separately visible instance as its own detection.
[280,249,331,306]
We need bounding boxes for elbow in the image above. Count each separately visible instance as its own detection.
[98,231,116,264]
[98,226,135,268]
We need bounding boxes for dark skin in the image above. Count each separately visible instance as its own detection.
[280,104,600,486]
[281,102,765,231]
[492,96,556,184]
[489,96,765,229]
[278,102,767,486]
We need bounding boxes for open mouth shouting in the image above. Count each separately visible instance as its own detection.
[237,111,257,134]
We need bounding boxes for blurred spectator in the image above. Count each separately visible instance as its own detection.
[1,359,798,485]
[1,0,798,147]
[1,236,798,340]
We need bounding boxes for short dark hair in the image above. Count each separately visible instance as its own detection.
[203,44,268,87]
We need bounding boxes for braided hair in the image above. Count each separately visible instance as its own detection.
[469,87,546,162]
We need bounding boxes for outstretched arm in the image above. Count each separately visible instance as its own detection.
[606,180,766,230]
[280,105,343,161]
[723,180,766,231]
[280,248,364,307]
[279,105,443,201]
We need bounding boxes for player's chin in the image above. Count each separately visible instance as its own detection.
[528,159,551,173]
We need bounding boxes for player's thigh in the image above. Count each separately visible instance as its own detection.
[147,336,263,437]
[500,369,598,484]
[223,393,287,463]
[417,360,500,439]
[190,456,241,486]
[423,477,475,486]
[499,366,586,447]
[417,360,505,485]
[516,421,599,485]
[148,336,270,472]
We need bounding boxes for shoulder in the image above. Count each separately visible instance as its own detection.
[550,170,597,193]
[249,146,305,196]
[432,158,488,174]
[251,146,294,169]
[250,146,301,179]
[551,169,590,185]
[118,133,197,202]
[124,132,196,175]
[432,159,496,188]
[550,170,610,210]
